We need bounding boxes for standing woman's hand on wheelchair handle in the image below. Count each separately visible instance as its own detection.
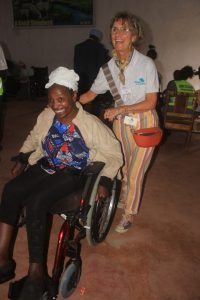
[97,185,109,201]
[11,161,24,177]
[104,107,120,122]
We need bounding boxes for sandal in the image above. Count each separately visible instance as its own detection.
[0,259,16,284]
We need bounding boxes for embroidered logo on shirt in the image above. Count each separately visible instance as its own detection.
[134,78,145,85]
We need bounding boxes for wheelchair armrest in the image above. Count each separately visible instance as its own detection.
[83,161,105,176]
[82,162,105,202]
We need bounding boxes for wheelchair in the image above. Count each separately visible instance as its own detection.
[8,161,119,299]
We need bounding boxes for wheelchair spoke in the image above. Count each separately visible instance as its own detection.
[97,199,110,234]
[92,194,116,242]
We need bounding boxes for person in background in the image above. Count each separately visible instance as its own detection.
[74,28,109,95]
[163,66,199,137]
[163,70,182,96]
[166,68,193,92]
[0,44,8,151]
[74,28,112,116]
[168,65,200,99]
[146,44,157,60]
[172,70,183,81]
[16,61,30,100]
[0,67,123,299]
[80,11,159,233]
[165,66,196,111]
[182,65,200,110]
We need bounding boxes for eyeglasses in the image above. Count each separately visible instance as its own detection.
[111,27,131,34]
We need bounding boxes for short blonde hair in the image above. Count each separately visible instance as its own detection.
[110,11,144,42]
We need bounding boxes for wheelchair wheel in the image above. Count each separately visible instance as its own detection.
[59,260,81,298]
[86,179,118,245]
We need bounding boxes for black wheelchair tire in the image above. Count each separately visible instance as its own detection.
[86,179,118,245]
[59,260,81,298]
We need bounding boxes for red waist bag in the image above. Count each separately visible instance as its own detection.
[133,127,163,148]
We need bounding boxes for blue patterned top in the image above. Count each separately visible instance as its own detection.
[42,118,89,174]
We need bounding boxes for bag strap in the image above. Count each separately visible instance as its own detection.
[102,63,124,107]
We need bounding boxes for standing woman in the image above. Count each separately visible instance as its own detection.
[80,11,159,233]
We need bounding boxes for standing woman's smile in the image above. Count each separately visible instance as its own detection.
[111,20,135,59]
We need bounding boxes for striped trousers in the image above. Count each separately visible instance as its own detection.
[113,109,158,215]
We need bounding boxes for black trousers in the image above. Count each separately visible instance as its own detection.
[0,164,85,263]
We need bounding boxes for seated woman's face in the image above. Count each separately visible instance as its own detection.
[48,84,77,123]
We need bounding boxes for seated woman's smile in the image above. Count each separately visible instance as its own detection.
[48,84,78,124]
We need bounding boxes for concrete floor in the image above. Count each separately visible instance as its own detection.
[0,99,200,300]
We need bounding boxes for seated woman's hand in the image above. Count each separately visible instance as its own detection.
[11,161,24,177]
[97,185,109,200]
[104,108,119,121]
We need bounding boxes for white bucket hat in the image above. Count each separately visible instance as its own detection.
[45,66,79,91]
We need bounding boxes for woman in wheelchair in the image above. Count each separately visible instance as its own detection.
[0,67,123,299]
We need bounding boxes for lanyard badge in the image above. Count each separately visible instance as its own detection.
[124,115,138,127]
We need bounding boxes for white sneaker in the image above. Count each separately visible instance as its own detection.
[115,214,133,233]
[117,201,124,209]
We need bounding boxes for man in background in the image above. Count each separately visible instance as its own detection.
[74,28,112,116]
